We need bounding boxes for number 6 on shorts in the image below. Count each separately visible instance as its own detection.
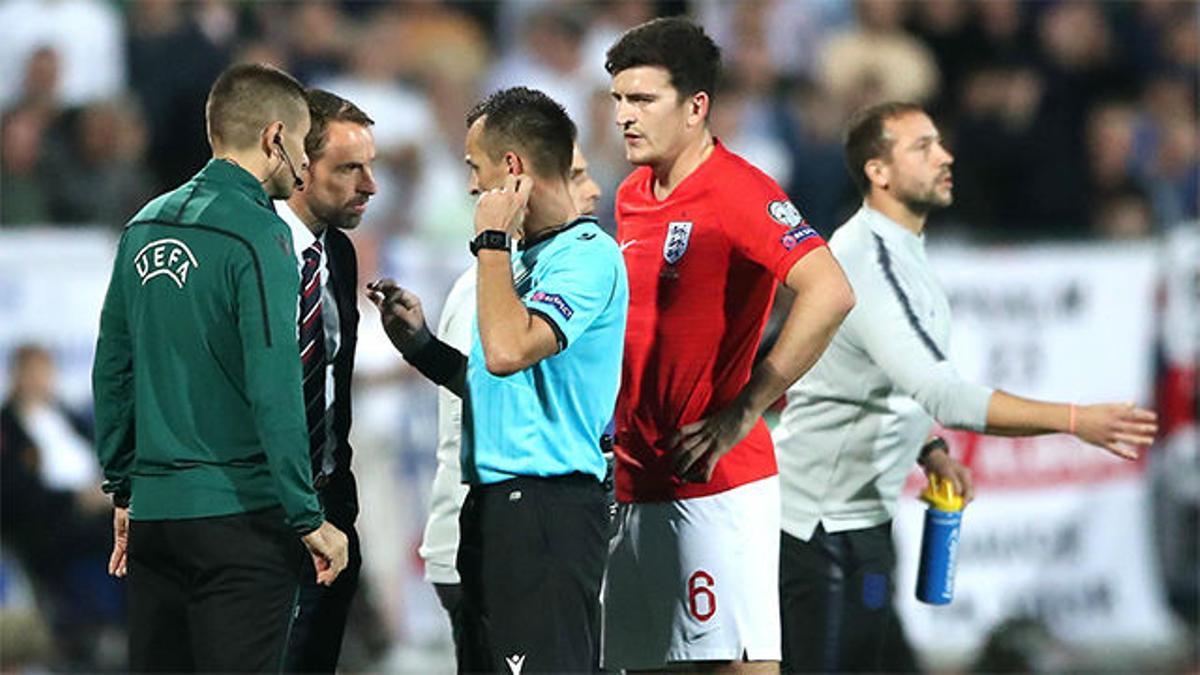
[688,570,716,621]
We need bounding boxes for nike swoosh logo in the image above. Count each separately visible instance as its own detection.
[619,239,639,252]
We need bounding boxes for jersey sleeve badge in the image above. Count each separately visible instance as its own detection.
[768,200,818,251]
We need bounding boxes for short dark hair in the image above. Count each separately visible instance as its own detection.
[605,17,721,103]
[304,89,374,161]
[466,87,575,180]
[843,101,926,195]
[205,63,308,150]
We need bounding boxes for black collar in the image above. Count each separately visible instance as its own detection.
[519,216,598,251]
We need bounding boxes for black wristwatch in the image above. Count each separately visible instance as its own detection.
[918,436,949,467]
[470,229,510,256]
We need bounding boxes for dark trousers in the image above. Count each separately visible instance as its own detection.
[456,474,607,674]
[285,475,362,673]
[127,508,304,672]
[434,583,475,664]
[780,522,907,673]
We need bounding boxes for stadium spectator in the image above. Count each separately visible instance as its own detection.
[284,1,349,84]
[772,76,853,232]
[819,0,941,108]
[40,99,153,226]
[12,46,62,120]
[126,0,232,193]
[1,344,120,668]
[315,9,437,236]
[696,0,853,82]
[487,6,602,145]
[0,109,51,225]
[0,0,125,109]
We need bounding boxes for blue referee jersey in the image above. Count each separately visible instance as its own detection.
[462,217,628,485]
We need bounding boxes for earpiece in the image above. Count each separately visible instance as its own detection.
[273,131,304,190]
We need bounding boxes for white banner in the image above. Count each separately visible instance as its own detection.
[0,228,117,407]
[893,242,1180,663]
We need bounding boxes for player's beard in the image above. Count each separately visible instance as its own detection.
[899,181,952,216]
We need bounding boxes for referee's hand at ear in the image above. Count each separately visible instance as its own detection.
[301,520,350,586]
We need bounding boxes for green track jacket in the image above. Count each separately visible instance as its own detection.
[92,159,324,534]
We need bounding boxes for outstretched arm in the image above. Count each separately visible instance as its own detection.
[982,393,1157,460]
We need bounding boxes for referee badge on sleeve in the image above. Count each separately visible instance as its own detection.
[768,200,803,227]
[769,200,817,251]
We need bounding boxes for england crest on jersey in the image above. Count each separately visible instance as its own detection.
[663,221,693,265]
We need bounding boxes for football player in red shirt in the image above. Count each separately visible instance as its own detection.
[601,17,856,673]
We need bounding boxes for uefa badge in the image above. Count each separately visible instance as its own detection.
[134,238,200,288]
[663,221,693,265]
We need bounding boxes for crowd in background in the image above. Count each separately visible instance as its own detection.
[0,0,1197,671]
[1,0,1196,242]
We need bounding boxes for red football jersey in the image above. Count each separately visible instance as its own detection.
[614,140,826,502]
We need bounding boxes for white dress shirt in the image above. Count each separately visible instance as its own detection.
[276,200,341,470]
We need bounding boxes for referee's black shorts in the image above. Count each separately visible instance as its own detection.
[456,473,607,673]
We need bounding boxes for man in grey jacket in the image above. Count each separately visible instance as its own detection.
[773,101,1159,673]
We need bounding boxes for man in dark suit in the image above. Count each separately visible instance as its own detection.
[273,88,377,672]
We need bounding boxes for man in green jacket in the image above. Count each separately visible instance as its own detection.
[92,63,348,672]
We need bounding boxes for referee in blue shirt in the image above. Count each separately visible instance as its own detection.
[367,87,628,673]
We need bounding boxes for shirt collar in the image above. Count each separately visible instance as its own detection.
[859,203,925,249]
[273,199,323,259]
[199,158,273,210]
[518,215,599,251]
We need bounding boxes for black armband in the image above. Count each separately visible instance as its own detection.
[918,436,949,467]
[112,492,131,508]
[404,333,467,387]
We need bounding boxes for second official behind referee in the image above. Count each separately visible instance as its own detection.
[367,87,628,673]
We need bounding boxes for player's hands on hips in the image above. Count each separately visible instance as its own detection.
[1074,402,1157,460]
[366,278,431,355]
[302,520,349,586]
[669,405,759,483]
[922,449,975,505]
[108,506,129,578]
[474,173,532,236]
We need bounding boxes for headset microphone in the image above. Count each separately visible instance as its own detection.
[274,135,304,190]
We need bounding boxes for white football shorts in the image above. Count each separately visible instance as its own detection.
[602,475,781,669]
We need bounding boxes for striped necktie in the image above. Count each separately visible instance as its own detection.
[299,240,332,486]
